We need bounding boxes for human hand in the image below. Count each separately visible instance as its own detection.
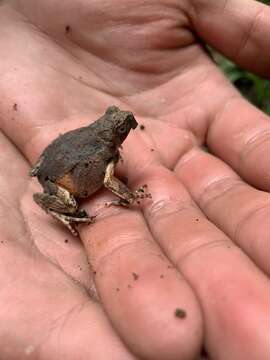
[1,0,270,359]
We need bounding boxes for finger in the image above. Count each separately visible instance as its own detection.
[141,163,270,360]
[175,147,270,274]
[77,134,203,360]
[80,194,203,360]
[207,97,270,191]
[189,0,270,76]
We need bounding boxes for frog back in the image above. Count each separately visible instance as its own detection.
[36,126,116,191]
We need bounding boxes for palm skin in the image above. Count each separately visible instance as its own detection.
[1,0,270,359]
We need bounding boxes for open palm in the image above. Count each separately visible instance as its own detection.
[1,1,270,359]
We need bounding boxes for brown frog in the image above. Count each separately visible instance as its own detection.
[30,106,149,235]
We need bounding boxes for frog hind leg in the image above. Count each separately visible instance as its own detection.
[103,160,151,207]
[48,208,93,236]
[33,184,95,235]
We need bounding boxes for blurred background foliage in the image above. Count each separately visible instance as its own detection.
[213,0,270,115]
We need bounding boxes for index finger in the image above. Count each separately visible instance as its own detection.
[78,135,203,360]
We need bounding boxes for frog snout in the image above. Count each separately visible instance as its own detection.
[130,114,138,129]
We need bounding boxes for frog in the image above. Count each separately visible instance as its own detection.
[30,106,150,235]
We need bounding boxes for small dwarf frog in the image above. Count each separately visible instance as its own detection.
[30,106,150,235]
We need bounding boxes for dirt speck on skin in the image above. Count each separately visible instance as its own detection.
[174,308,187,319]
[65,25,71,34]
[93,271,97,275]
[139,124,145,130]
[150,148,155,152]
[132,272,139,280]
[64,239,69,243]
[13,103,18,111]
[146,192,152,199]
[195,218,199,222]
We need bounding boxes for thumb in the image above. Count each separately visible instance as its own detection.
[189,0,270,76]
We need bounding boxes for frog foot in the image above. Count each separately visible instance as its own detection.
[133,184,152,203]
[49,210,96,236]
[105,184,152,207]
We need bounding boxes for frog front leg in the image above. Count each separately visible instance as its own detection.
[33,183,95,235]
[103,160,151,207]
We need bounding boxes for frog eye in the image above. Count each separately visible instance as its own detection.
[117,124,127,134]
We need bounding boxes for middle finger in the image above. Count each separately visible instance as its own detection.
[79,187,203,360]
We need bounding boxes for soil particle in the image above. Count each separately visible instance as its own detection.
[65,25,71,34]
[174,308,187,319]
[132,272,139,280]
